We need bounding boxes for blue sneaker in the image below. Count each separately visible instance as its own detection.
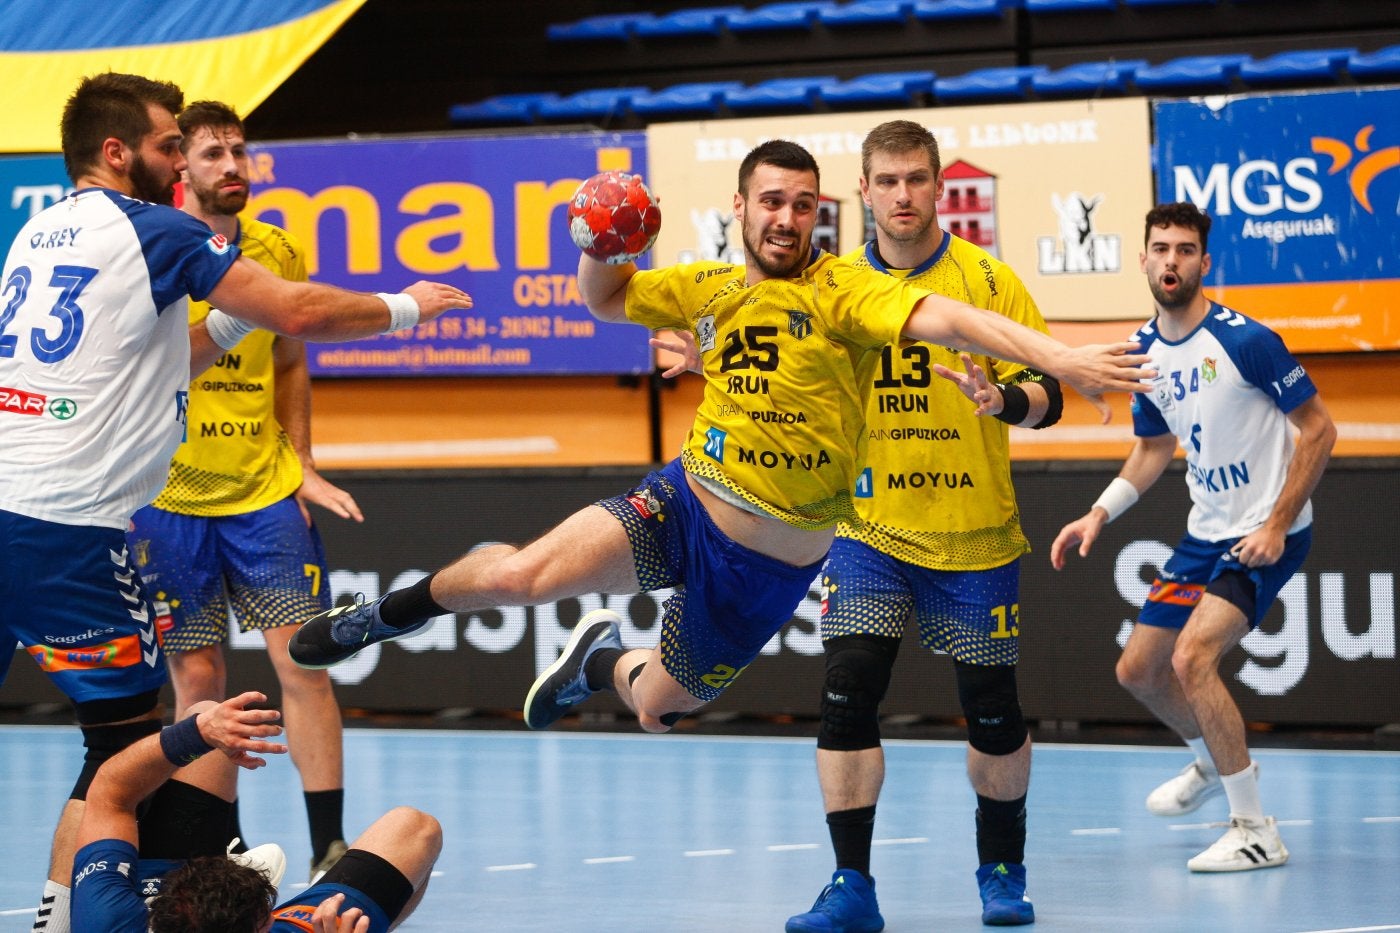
[786,869,884,933]
[522,610,623,729]
[977,862,1034,926]
[287,595,430,669]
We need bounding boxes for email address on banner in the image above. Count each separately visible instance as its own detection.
[314,344,532,370]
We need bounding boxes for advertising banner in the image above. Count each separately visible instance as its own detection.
[1155,88,1400,352]
[644,98,1155,324]
[0,154,67,252]
[14,463,1392,728]
[249,132,653,375]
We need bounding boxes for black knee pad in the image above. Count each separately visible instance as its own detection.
[817,635,900,752]
[955,661,1027,756]
[72,718,162,800]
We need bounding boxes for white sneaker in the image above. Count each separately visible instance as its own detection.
[229,841,288,888]
[1187,815,1289,872]
[1146,760,1223,816]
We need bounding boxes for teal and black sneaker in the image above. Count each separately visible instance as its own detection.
[523,609,623,729]
[786,869,885,933]
[288,595,430,669]
[977,862,1035,925]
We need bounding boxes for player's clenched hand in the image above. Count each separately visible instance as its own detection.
[194,691,287,770]
[401,281,473,324]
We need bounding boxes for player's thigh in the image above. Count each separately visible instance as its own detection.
[128,506,229,652]
[509,503,646,596]
[820,537,915,642]
[3,511,167,702]
[219,498,333,632]
[911,559,1021,666]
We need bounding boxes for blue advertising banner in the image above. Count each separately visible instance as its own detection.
[1154,88,1400,352]
[0,155,68,252]
[248,132,653,375]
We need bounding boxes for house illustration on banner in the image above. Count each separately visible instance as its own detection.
[940,159,999,258]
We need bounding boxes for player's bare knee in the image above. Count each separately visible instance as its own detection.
[956,661,1028,756]
[817,635,898,752]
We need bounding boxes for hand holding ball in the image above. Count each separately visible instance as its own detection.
[568,171,662,264]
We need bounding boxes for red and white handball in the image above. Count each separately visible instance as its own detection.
[567,171,662,264]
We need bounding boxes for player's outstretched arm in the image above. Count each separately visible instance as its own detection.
[577,253,636,324]
[903,294,1153,419]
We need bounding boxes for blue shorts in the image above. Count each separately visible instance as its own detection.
[128,498,332,653]
[596,459,824,701]
[0,510,167,704]
[1138,528,1312,630]
[820,537,1022,666]
[272,883,393,932]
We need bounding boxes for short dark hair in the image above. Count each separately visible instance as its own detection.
[861,119,941,178]
[177,100,245,153]
[1145,201,1211,252]
[147,857,275,933]
[60,72,184,183]
[738,140,819,197]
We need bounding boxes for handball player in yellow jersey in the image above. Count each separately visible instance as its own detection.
[129,102,353,881]
[289,140,1151,746]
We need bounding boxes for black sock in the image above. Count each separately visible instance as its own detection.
[378,573,448,630]
[585,647,624,691]
[827,805,877,879]
[305,788,346,861]
[975,794,1027,865]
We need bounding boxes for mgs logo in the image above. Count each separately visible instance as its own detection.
[48,397,77,420]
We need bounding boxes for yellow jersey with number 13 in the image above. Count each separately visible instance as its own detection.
[625,250,928,530]
[839,233,1050,570]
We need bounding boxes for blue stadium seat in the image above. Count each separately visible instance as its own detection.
[1122,0,1217,6]
[448,93,560,126]
[1348,44,1400,80]
[1025,0,1115,12]
[722,2,834,33]
[546,13,653,42]
[630,81,744,118]
[911,0,1011,20]
[723,76,838,111]
[1239,48,1355,85]
[1131,53,1248,91]
[1031,59,1147,96]
[633,6,745,38]
[934,65,1047,101]
[818,1,914,28]
[819,70,935,107]
[534,87,649,122]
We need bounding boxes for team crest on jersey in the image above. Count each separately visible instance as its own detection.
[695,314,717,352]
[206,233,232,254]
[788,311,813,340]
[1201,357,1218,383]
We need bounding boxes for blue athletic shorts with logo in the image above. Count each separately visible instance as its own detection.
[595,458,824,702]
[0,509,167,703]
[820,536,1022,667]
[272,883,392,932]
[127,497,332,653]
[1137,527,1312,630]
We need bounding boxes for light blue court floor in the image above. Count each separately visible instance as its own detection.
[1,727,1397,932]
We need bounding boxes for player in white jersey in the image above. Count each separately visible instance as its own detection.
[1051,203,1336,873]
[0,72,472,933]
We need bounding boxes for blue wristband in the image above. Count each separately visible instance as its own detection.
[160,715,214,766]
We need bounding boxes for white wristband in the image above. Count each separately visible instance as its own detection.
[203,308,254,351]
[377,292,421,333]
[1092,477,1139,523]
